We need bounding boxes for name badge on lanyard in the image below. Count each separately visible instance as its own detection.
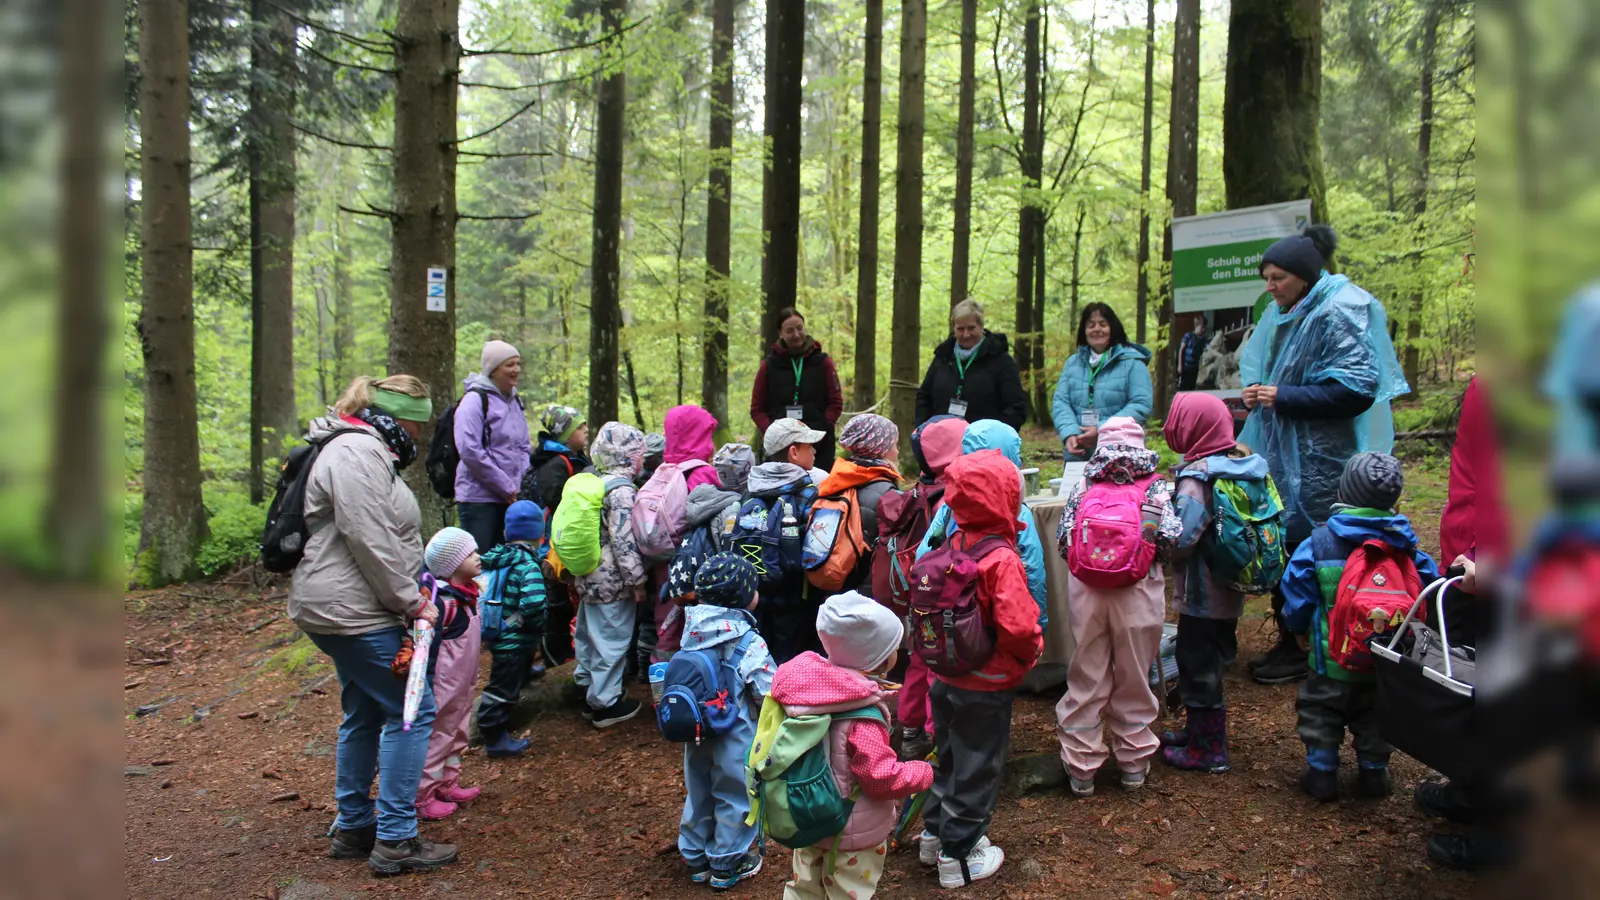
[787,358,806,422]
[786,405,804,420]
[948,399,969,418]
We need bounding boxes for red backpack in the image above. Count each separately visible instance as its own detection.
[907,532,1010,677]
[870,483,940,616]
[1524,541,1600,662]
[1328,539,1424,672]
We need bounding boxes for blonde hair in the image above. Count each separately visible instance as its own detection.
[950,298,984,327]
[1227,440,1253,459]
[333,374,429,416]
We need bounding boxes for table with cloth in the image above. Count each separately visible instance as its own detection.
[1020,491,1074,692]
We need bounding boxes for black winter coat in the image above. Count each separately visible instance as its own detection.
[913,331,1027,429]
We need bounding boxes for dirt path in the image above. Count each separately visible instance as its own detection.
[126,583,1472,898]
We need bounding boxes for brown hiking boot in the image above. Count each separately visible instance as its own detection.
[328,824,376,859]
[368,836,459,876]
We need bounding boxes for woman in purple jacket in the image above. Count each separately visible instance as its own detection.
[454,340,532,552]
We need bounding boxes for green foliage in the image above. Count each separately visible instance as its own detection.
[196,493,269,577]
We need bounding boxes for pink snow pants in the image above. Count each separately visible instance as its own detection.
[418,607,482,804]
[897,647,935,737]
[1055,571,1165,780]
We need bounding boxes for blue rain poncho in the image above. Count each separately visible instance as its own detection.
[1238,272,1408,542]
[1542,282,1600,459]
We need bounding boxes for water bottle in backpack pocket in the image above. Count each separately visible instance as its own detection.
[1065,476,1158,589]
[732,489,811,597]
[656,632,756,743]
[907,533,1010,677]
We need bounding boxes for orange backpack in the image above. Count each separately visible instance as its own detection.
[802,488,874,592]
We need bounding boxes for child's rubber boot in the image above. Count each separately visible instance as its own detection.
[1161,707,1231,774]
[1356,762,1393,799]
[1299,767,1339,803]
[437,783,481,804]
[484,731,531,758]
[416,796,458,821]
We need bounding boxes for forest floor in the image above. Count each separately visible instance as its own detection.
[125,455,1478,900]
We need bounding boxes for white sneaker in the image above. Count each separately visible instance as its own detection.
[918,830,941,867]
[1120,769,1147,791]
[1069,776,1095,797]
[938,836,1005,889]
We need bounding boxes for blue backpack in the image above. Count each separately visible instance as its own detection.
[732,483,816,595]
[480,566,512,641]
[657,631,758,744]
[664,522,725,603]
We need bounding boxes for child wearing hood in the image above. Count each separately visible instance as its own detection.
[917,420,1050,629]
[573,422,649,728]
[1054,417,1180,797]
[817,413,904,592]
[916,450,1043,890]
[772,591,934,900]
[649,405,727,662]
[888,415,967,761]
[526,404,591,666]
[677,554,775,891]
[1159,394,1275,773]
[1283,452,1440,802]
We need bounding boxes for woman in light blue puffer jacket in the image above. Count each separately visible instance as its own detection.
[1051,303,1153,461]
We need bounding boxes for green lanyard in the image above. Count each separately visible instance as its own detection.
[952,338,982,398]
[1086,352,1109,403]
[790,358,805,404]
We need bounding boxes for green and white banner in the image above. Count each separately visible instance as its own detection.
[1171,200,1314,314]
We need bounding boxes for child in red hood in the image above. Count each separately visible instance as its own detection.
[771,591,933,900]
[916,450,1042,890]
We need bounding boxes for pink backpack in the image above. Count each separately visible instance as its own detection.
[1066,475,1158,589]
[632,460,709,562]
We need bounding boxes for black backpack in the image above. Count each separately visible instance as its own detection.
[260,428,373,573]
[424,388,493,500]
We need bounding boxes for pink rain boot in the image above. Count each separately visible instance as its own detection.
[416,796,458,821]
[437,784,481,805]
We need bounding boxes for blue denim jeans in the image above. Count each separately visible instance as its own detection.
[306,627,437,842]
[678,712,759,871]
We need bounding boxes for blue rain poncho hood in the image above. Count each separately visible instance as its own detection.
[1237,273,1407,540]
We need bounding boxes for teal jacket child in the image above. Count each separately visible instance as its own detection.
[1280,508,1441,683]
[479,540,548,655]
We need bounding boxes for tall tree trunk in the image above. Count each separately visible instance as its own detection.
[1134,0,1154,345]
[54,0,111,580]
[1014,0,1041,422]
[760,0,806,347]
[587,0,627,425]
[1404,0,1439,397]
[1031,6,1048,420]
[853,0,884,411]
[332,209,354,387]
[1157,0,1200,413]
[890,0,926,466]
[389,0,460,530]
[1070,200,1086,328]
[701,0,734,424]
[949,0,977,309]
[1223,0,1326,217]
[248,0,298,505]
[138,0,207,584]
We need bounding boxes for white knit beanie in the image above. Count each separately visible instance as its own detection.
[816,590,904,672]
[481,340,521,379]
[424,526,478,579]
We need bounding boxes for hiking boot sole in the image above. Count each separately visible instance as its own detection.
[592,706,642,729]
[1251,669,1308,685]
[368,847,459,877]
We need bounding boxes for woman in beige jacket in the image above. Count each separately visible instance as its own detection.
[287,375,460,876]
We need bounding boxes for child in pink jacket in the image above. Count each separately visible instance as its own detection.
[650,405,726,661]
[1054,417,1179,797]
[416,527,484,820]
[770,591,934,900]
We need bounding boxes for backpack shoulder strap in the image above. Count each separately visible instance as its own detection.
[831,706,887,725]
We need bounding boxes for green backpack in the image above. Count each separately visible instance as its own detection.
[1202,475,1288,594]
[745,696,886,849]
[549,473,629,577]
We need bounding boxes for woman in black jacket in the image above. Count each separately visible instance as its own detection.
[914,298,1027,429]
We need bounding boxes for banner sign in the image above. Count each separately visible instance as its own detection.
[1171,200,1313,314]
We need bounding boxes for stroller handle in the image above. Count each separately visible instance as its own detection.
[1381,576,1464,679]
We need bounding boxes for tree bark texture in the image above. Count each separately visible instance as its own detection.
[138,0,208,584]
[890,0,925,467]
[760,0,805,348]
[587,0,627,425]
[949,0,977,310]
[1014,0,1041,421]
[853,0,884,411]
[1157,0,1201,415]
[1223,0,1326,218]
[389,0,459,529]
[1134,0,1154,345]
[54,0,111,580]
[701,0,735,424]
[333,209,354,387]
[1404,0,1438,396]
[249,0,299,505]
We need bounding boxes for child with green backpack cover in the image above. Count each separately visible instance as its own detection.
[1159,393,1286,773]
[750,591,933,900]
